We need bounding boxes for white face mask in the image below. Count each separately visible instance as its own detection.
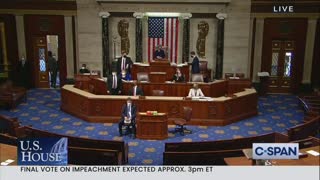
[112,72,116,75]
[21,57,25,61]
[81,67,85,69]
[127,102,131,106]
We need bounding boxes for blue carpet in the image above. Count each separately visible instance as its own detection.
[0,89,305,165]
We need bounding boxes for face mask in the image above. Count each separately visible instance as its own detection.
[112,72,116,75]
[127,102,131,106]
[123,55,127,58]
[191,55,194,58]
[21,58,25,61]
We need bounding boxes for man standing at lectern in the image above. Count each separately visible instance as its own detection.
[118,97,137,138]
[153,45,165,60]
[117,51,133,75]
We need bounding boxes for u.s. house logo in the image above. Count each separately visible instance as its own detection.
[18,138,68,165]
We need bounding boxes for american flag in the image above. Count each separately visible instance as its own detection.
[148,17,179,63]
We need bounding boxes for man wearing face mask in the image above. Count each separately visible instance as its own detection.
[16,55,30,88]
[118,97,137,138]
[190,51,200,74]
[117,51,133,75]
[107,70,122,95]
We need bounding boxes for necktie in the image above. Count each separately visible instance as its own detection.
[134,86,136,96]
[128,105,131,119]
[112,75,117,89]
[122,58,125,70]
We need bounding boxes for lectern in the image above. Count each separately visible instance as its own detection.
[136,112,168,140]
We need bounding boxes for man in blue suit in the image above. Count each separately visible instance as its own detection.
[190,51,200,74]
[118,97,137,138]
[154,45,166,60]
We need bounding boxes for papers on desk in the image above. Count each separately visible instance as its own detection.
[191,97,213,101]
[229,77,240,79]
[306,150,320,156]
[1,159,15,166]
[165,81,174,83]
[139,81,149,83]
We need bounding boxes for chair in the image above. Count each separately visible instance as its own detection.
[121,123,136,139]
[137,72,149,82]
[173,107,192,135]
[199,61,211,82]
[235,73,245,78]
[191,74,204,82]
[152,90,164,96]
[224,73,234,79]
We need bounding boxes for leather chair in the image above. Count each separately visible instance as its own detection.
[191,74,204,82]
[173,107,193,135]
[235,73,245,78]
[224,73,234,79]
[152,90,164,96]
[137,72,150,82]
[199,61,211,82]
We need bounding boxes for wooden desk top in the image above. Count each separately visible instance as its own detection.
[224,146,320,166]
[0,143,17,166]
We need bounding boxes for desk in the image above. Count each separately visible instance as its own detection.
[132,62,189,81]
[0,143,17,166]
[137,113,168,140]
[61,85,258,126]
[224,146,320,166]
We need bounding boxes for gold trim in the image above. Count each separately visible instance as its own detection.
[0,9,76,16]
[0,22,8,72]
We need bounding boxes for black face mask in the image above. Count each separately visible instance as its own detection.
[191,55,194,58]
[123,55,127,58]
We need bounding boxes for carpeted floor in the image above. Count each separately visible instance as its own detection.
[0,89,305,165]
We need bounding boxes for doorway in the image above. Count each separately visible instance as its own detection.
[268,40,294,93]
[32,35,60,88]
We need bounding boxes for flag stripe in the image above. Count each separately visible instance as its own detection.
[148,17,179,62]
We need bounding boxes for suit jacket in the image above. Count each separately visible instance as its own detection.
[128,86,144,96]
[117,56,133,74]
[121,104,137,122]
[172,74,185,82]
[107,74,122,92]
[79,68,90,74]
[154,49,165,59]
[16,61,31,88]
[191,56,200,74]
[188,88,205,97]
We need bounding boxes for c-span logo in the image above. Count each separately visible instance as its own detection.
[253,143,299,160]
[18,138,68,165]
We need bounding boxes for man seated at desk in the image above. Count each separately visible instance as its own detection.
[188,83,205,97]
[79,64,90,74]
[128,81,144,96]
[172,68,185,82]
[107,70,122,95]
[153,45,165,60]
[118,97,137,138]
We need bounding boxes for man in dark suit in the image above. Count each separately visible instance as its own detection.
[153,45,165,60]
[79,64,90,74]
[190,51,200,74]
[16,55,30,88]
[128,81,144,96]
[48,51,58,88]
[117,51,133,75]
[107,71,122,95]
[118,97,137,138]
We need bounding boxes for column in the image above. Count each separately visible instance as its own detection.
[64,16,75,79]
[215,13,227,79]
[181,13,192,63]
[134,12,144,62]
[252,17,264,82]
[302,18,317,85]
[99,11,110,77]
